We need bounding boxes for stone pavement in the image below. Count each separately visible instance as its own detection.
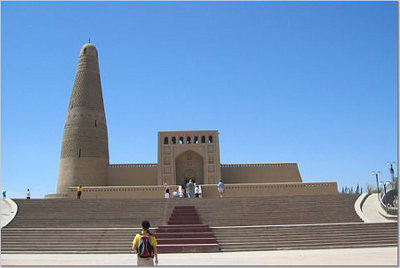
[1,247,398,266]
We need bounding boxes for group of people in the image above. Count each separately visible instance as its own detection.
[164,179,226,198]
[164,180,201,199]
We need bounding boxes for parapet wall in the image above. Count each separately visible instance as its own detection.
[201,182,338,198]
[66,185,179,199]
[64,182,337,199]
[221,163,302,184]
[108,164,158,186]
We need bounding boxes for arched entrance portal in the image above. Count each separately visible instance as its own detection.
[175,150,204,186]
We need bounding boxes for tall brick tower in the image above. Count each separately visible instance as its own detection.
[56,43,109,194]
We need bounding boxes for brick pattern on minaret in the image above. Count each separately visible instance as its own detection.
[56,43,109,194]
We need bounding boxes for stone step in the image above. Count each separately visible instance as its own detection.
[156,244,219,253]
[167,221,202,225]
[219,243,397,252]
[170,211,199,215]
[219,239,397,249]
[213,227,397,235]
[169,215,199,219]
[217,235,397,245]
[156,228,212,233]
[157,238,218,245]
[2,232,217,240]
[157,224,209,228]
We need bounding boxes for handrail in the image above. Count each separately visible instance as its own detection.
[379,188,398,216]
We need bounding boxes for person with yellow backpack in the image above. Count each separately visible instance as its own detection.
[132,220,159,266]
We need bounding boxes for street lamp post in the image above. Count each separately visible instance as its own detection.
[387,162,395,184]
[372,171,381,200]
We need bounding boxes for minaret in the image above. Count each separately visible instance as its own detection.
[56,43,109,194]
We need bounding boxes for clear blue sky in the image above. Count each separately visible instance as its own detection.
[2,2,398,198]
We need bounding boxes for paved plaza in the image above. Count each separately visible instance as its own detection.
[1,247,398,266]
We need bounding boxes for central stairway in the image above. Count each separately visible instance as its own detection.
[156,206,219,253]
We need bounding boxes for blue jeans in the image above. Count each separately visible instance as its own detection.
[188,190,194,198]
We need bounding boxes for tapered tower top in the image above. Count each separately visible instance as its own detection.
[68,42,104,111]
[80,43,98,57]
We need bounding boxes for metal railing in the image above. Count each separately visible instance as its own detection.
[379,184,398,216]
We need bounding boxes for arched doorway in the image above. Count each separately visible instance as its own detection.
[175,150,204,186]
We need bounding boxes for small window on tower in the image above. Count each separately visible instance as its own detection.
[83,48,87,54]
[187,137,191,144]
[208,136,213,143]
[164,137,169,144]
[172,137,176,144]
[179,137,184,145]
[78,149,81,158]
[201,136,206,143]
[194,136,199,144]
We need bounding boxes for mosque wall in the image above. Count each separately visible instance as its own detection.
[221,163,302,184]
[108,164,158,186]
[106,163,302,186]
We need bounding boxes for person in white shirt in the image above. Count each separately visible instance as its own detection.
[26,189,31,199]
[218,180,225,198]
[172,190,179,198]
[178,189,184,198]
[164,183,170,199]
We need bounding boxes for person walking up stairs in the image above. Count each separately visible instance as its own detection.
[132,220,159,266]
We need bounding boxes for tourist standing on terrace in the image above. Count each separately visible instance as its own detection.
[178,188,184,198]
[218,180,225,198]
[26,189,31,199]
[181,185,187,197]
[164,183,170,198]
[172,189,179,198]
[132,220,158,266]
[77,185,83,199]
[187,180,195,198]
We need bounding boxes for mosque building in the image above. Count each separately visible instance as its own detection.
[51,43,337,199]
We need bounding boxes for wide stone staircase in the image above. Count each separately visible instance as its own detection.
[1,194,397,253]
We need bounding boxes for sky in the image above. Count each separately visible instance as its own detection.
[1,2,398,198]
